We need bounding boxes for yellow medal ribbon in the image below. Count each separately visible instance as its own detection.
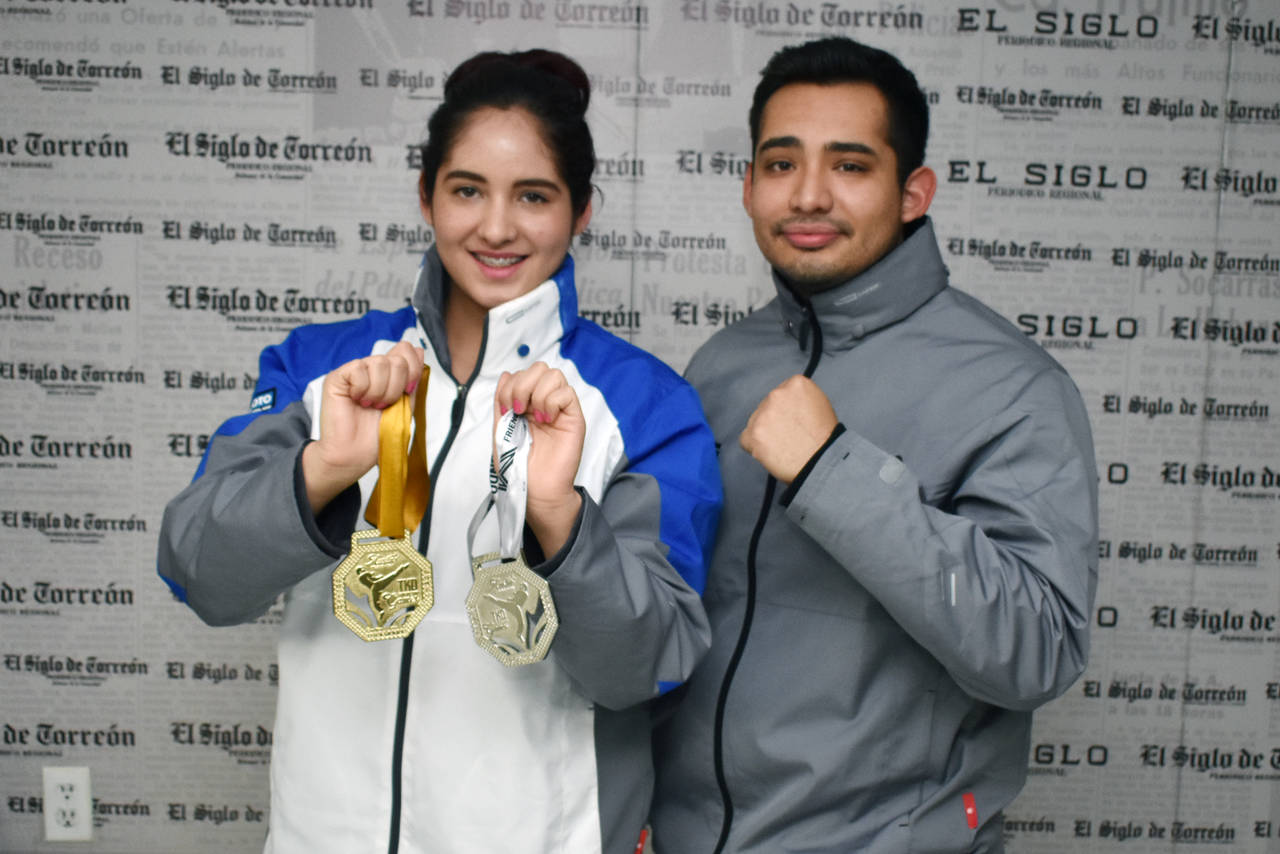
[364,365,431,535]
[331,365,434,642]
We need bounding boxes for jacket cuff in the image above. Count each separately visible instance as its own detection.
[293,441,361,559]
[780,423,847,507]
[524,486,588,578]
[784,427,911,533]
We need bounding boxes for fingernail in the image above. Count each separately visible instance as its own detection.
[534,410,548,423]
[360,399,373,407]
[512,400,525,414]
[406,380,417,395]
[499,404,508,415]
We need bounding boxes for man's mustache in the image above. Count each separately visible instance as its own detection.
[771,217,853,236]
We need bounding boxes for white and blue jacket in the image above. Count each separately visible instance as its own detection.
[158,250,721,854]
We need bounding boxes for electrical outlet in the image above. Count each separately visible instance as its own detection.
[42,766,92,842]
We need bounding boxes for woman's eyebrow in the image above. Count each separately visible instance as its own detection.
[442,169,487,183]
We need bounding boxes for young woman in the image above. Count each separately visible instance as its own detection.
[158,49,721,854]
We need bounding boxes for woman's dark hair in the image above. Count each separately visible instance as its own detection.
[419,49,594,218]
[749,37,929,186]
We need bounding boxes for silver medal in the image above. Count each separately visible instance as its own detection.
[465,411,559,666]
[466,551,559,666]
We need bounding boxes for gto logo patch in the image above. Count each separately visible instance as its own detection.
[249,388,276,413]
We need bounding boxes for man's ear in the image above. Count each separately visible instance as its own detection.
[742,163,754,217]
[899,165,937,223]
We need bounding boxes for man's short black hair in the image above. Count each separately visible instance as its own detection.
[749,37,929,186]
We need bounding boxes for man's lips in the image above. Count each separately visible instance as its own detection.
[778,222,847,250]
[783,230,840,249]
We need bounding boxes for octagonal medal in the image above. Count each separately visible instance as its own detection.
[465,552,558,666]
[332,530,433,641]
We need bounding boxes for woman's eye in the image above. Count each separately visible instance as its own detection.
[455,185,479,198]
[521,191,549,204]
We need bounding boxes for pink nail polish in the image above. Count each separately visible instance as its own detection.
[512,400,525,414]
[360,399,373,407]
[499,404,508,415]
[534,410,548,423]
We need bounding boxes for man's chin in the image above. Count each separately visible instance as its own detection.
[758,245,856,295]
[774,265,849,297]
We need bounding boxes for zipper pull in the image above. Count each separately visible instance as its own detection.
[450,384,468,427]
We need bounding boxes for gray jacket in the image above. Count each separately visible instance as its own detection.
[651,219,1098,853]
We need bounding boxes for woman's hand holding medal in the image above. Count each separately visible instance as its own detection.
[302,340,426,514]
[494,362,585,556]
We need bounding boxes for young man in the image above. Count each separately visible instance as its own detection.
[651,37,1098,853]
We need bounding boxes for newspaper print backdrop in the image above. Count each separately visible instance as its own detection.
[1,0,1277,851]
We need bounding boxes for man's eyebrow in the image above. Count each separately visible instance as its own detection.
[757,135,801,153]
[828,141,876,156]
[756,137,878,157]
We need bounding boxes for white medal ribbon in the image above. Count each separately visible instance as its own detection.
[492,409,529,560]
[466,409,530,561]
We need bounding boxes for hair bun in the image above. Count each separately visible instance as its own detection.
[444,49,590,115]
[512,49,591,114]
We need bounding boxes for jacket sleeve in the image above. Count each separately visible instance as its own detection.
[783,368,1098,711]
[157,344,360,627]
[536,381,721,711]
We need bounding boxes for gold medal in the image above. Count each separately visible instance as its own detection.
[466,551,559,667]
[331,365,432,642]
[333,530,434,641]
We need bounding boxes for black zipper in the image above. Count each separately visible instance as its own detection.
[387,323,486,854]
[711,298,823,854]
